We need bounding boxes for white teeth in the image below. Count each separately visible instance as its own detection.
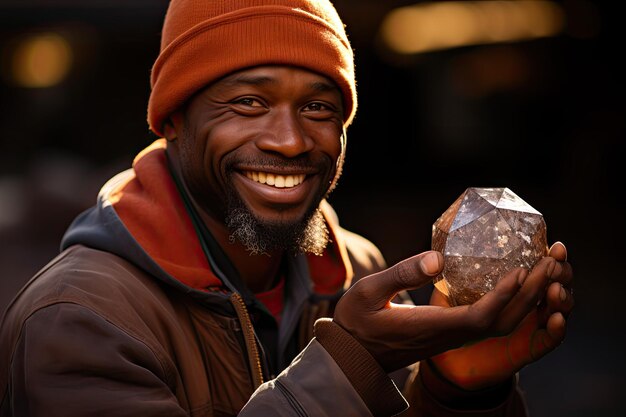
[244,171,306,188]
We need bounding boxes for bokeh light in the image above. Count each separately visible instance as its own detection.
[381,1,566,54]
[10,32,73,88]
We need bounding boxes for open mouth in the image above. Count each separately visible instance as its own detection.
[233,167,323,214]
[243,171,306,188]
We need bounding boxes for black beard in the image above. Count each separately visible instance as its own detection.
[222,155,336,256]
[225,200,329,256]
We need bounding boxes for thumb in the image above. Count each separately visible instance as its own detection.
[356,251,443,310]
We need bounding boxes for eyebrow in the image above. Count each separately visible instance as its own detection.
[224,75,277,87]
[221,74,339,93]
[309,81,339,93]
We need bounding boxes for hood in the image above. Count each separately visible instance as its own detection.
[61,139,354,298]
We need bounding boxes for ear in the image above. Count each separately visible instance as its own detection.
[163,112,185,142]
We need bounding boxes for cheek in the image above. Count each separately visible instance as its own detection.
[177,127,218,195]
[203,126,240,177]
[311,123,344,161]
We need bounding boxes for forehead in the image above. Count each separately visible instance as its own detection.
[211,65,340,93]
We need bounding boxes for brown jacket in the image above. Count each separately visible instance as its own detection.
[0,237,384,416]
[0,141,529,416]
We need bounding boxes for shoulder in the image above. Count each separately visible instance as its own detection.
[337,226,387,280]
[321,201,387,280]
[0,245,182,392]
[1,245,175,350]
[7,245,162,313]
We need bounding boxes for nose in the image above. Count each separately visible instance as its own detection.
[255,107,314,158]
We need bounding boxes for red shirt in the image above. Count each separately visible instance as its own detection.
[255,276,285,325]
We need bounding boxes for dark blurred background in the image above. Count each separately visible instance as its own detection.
[0,1,623,415]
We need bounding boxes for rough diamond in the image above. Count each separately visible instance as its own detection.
[431,187,548,306]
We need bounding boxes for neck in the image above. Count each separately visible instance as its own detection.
[166,145,284,293]
[199,212,285,293]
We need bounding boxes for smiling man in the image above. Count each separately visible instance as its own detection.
[0,1,574,416]
[166,66,345,262]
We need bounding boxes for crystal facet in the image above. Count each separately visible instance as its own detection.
[431,187,548,306]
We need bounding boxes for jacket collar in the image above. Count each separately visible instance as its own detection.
[106,139,353,294]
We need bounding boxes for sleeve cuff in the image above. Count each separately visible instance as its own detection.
[420,359,519,411]
[314,318,408,417]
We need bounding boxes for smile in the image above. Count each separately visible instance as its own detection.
[243,171,306,188]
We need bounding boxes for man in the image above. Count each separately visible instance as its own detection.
[0,0,574,416]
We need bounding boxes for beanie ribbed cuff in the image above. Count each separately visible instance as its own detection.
[148,4,356,136]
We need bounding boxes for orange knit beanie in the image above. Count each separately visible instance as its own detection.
[148,0,356,137]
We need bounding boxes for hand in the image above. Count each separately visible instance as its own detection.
[427,242,574,391]
[332,246,564,373]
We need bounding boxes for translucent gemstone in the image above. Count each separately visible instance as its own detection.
[431,187,548,306]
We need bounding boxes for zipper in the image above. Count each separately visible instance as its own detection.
[229,292,264,390]
[169,158,264,388]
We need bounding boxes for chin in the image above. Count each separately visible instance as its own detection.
[225,203,329,256]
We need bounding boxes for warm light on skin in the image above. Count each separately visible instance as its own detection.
[381,1,566,54]
[11,33,73,88]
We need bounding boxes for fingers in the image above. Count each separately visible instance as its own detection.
[499,248,573,369]
[546,312,566,340]
[547,240,573,286]
[548,241,567,261]
[417,269,524,346]
[545,241,574,318]
[545,281,575,319]
[486,257,558,334]
[465,268,525,331]
[432,251,571,335]
[544,258,573,290]
[506,283,571,368]
[352,251,444,310]
[523,312,566,364]
[504,309,560,370]
[430,263,542,337]
[521,283,571,364]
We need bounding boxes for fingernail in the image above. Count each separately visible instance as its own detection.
[420,252,441,275]
[560,285,567,302]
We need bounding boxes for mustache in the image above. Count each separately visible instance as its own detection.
[224,154,332,171]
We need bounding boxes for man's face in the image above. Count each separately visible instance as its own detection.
[171,65,345,254]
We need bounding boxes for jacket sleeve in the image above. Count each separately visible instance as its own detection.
[240,318,530,417]
[399,360,530,417]
[239,336,407,417]
[6,303,187,417]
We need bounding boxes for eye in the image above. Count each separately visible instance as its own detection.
[303,102,330,112]
[233,97,263,107]
[230,96,267,116]
[302,101,340,120]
